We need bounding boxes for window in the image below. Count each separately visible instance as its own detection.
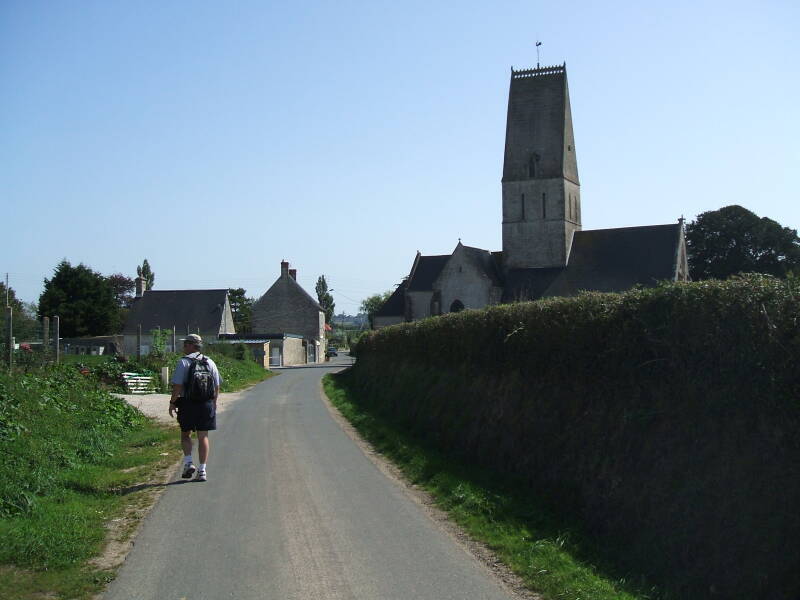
[542,193,546,219]
[528,155,536,178]
[521,193,525,221]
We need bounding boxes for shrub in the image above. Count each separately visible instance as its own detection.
[352,275,800,599]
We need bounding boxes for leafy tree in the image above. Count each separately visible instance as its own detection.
[107,273,135,308]
[228,287,254,333]
[315,275,335,324]
[136,258,155,290]
[360,290,392,329]
[686,205,800,280]
[38,260,119,337]
[0,283,39,341]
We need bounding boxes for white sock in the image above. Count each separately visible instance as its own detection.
[184,455,193,465]
[199,463,207,472]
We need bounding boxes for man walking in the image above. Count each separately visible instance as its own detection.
[168,334,222,482]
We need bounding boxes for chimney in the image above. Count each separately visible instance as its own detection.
[135,276,144,298]
[289,269,297,280]
[280,260,289,278]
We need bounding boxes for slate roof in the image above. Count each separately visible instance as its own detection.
[374,285,406,317]
[407,255,450,291]
[261,275,323,311]
[123,289,230,334]
[503,224,683,301]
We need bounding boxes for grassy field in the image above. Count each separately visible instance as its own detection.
[323,370,665,600]
[0,365,184,599]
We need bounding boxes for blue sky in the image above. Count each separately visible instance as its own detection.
[2,0,798,314]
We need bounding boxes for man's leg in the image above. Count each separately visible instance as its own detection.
[197,431,209,464]
[181,430,193,457]
[181,430,196,478]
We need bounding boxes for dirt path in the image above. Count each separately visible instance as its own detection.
[113,389,251,424]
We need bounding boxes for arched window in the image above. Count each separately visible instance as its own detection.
[449,299,465,313]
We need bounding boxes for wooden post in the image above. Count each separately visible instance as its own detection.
[53,316,60,364]
[42,316,50,354]
[5,306,12,370]
[161,366,169,390]
[137,324,142,359]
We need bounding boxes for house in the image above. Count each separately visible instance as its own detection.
[122,279,235,356]
[374,63,689,327]
[249,261,326,363]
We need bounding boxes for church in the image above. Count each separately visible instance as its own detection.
[374,63,689,329]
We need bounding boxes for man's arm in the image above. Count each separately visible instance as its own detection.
[168,383,183,418]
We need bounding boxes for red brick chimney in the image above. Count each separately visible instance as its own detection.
[289,269,297,280]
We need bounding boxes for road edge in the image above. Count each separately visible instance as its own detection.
[317,375,542,600]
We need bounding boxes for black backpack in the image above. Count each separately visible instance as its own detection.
[184,354,216,403]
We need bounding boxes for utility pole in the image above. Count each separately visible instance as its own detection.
[536,40,542,68]
[5,306,12,370]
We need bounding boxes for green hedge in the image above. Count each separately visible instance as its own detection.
[352,275,800,599]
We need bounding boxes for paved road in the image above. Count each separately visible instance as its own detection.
[103,356,516,600]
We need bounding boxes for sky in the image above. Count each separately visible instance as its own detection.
[2,0,799,315]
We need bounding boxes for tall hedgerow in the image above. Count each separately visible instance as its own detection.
[352,274,800,599]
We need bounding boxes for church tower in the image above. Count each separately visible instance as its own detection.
[501,63,581,270]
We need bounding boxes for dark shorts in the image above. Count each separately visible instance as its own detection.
[176,399,217,432]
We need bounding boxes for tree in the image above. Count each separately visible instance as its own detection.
[228,288,253,333]
[107,273,135,309]
[686,205,800,280]
[38,260,119,337]
[360,290,392,329]
[315,275,335,324]
[0,283,39,341]
[136,258,155,290]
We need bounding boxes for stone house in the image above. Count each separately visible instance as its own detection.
[122,282,235,356]
[374,63,689,328]
[250,261,326,363]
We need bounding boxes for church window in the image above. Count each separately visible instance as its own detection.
[542,193,546,219]
[450,299,465,313]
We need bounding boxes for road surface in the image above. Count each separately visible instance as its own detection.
[103,356,518,600]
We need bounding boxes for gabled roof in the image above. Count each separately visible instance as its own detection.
[503,224,683,301]
[259,275,322,311]
[460,245,504,287]
[374,284,406,317]
[123,289,230,334]
[407,255,450,291]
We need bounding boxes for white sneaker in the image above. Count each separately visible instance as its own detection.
[182,463,197,479]
[194,470,207,482]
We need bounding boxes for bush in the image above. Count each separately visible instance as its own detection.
[0,366,145,519]
[352,275,800,600]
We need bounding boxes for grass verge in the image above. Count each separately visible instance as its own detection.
[323,370,664,600]
[0,365,183,600]
[0,423,180,600]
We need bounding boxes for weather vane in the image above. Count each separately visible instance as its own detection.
[536,40,542,68]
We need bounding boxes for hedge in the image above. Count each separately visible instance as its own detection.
[351,274,800,599]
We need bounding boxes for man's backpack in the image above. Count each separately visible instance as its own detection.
[184,354,216,403]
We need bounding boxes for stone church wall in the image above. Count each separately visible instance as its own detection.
[435,252,498,313]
